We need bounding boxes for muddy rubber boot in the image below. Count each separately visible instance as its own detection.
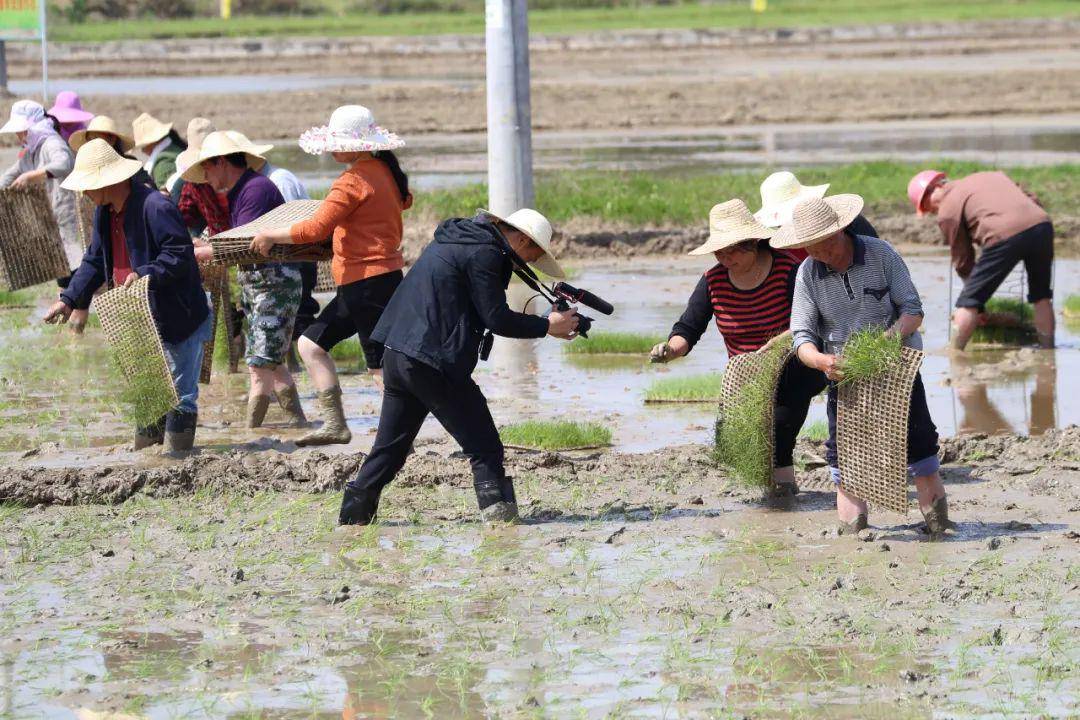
[247,394,271,429]
[275,385,309,428]
[296,386,352,447]
[133,416,166,450]
[837,514,868,536]
[476,476,519,524]
[164,411,197,453]
[922,496,956,540]
[339,484,381,525]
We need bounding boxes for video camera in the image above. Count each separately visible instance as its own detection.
[548,281,614,338]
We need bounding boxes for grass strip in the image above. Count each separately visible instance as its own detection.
[50,0,1080,42]
[413,161,1080,229]
[565,331,665,355]
[837,328,902,386]
[499,420,612,450]
[712,338,790,488]
[644,373,721,403]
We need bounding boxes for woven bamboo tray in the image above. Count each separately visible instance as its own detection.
[208,200,332,266]
[0,185,72,291]
[716,337,794,489]
[836,346,924,515]
[75,191,96,250]
[314,260,335,293]
[94,276,180,411]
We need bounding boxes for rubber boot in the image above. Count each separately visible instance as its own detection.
[247,394,271,429]
[837,514,868,536]
[476,475,519,523]
[133,415,166,450]
[338,483,381,525]
[164,410,197,453]
[296,386,352,447]
[922,495,956,540]
[275,385,309,428]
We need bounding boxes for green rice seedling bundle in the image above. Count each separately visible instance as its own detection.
[971,297,1036,346]
[837,328,902,386]
[330,337,368,371]
[1064,295,1080,319]
[565,331,666,355]
[712,338,790,488]
[110,350,180,428]
[644,373,722,403]
[499,420,612,450]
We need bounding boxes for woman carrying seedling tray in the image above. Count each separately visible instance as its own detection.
[250,105,412,447]
[649,199,828,498]
[777,193,951,538]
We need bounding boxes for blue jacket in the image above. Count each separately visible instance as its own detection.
[62,181,209,344]
[372,216,549,379]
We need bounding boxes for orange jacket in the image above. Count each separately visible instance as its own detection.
[289,157,411,286]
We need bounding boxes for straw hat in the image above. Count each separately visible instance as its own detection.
[223,130,272,172]
[60,138,143,192]
[0,100,45,134]
[174,118,217,177]
[69,115,135,153]
[479,207,565,278]
[180,130,270,184]
[132,112,173,149]
[754,171,831,228]
[48,91,94,125]
[298,105,404,155]
[688,199,774,256]
[770,194,865,250]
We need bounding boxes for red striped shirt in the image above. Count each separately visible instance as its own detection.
[706,250,800,356]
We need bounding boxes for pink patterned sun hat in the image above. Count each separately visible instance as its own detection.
[298,105,404,155]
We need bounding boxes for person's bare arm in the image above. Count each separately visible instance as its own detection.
[888,313,923,339]
[797,342,843,382]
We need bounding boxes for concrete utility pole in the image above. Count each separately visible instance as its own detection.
[484,0,535,216]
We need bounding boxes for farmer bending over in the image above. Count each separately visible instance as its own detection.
[908,169,1054,350]
[649,199,826,498]
[776,194,952,538]
[336,208,579,526]
[44,139,211,451]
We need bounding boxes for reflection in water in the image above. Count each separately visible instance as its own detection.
[950,350,1058,436]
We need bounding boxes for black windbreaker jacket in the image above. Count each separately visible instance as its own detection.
[371,216,549,379]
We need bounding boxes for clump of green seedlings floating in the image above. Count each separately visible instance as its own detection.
[1064,294,1080,318]
[330,337,369,372]
[564,331,666,355]
[837,327,902,386]
[644,373,722,403]
[499,420,612,450]
[712,339,790,488]
[971,297,1036,346]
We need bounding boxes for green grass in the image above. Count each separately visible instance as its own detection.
[972,297,1036,346]
[644,373,721,403]
[499,419,612,450]
[564,331,665,355]
[49,1,1080,42]
[837,328,902,387]
[798,420,828,442]
[713,338,790,488]
[0,289,35,307]
[329,337,369,371]
[415,161,1080,229]
[1061,294,1080,319]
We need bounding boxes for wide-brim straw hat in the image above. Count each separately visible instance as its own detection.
[61,138,143,192]
[224,130,272,171]
[181,130,270,184]
[688,199,774,255]
[132,112,173,149]
[770,194,865,250]
[69,115,135,153]
[754,171,830,228]
[175,118,217,177]
[479,207,565,279]
[298,104,404,155]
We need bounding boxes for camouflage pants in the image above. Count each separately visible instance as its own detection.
[239,264,302,368]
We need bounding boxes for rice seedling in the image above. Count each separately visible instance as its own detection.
[972,297,1036,345]
[330,337,369,372]
[799,420,829,441]
[1064,294,1080,318]
[499,420,612,450]
[0,289,34,307]
[564,331,665,355]
[104,324,178,429]
[837,327,902,386]
[712,340,791,488]
[644,374,722,403]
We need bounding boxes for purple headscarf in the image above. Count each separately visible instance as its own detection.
[25,118,61,156]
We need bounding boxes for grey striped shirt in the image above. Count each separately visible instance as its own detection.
[790,234,924,355]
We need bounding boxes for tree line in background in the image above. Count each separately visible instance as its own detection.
[51,0,675,22]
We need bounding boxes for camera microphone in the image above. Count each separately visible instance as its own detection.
[552,282,614,316]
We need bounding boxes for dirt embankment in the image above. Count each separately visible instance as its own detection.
[4,427,1078,510]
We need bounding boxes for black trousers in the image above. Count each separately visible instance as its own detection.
[292,261,320,339]
[773,358,828,467]
[956,221,1054,311]
[303,270,403,370]
[345,349,506,501]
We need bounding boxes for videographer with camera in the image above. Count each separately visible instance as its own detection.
[338,208,580,526]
